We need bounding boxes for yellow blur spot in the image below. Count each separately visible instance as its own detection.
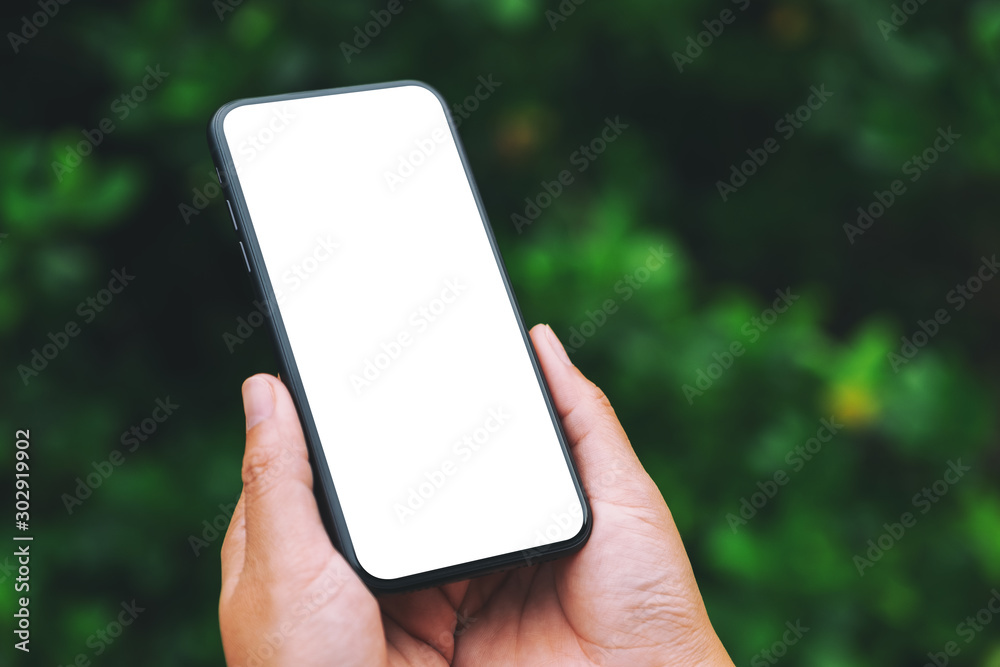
[768,6,811,46]
[828,385,879,427]
[496,116,539,163]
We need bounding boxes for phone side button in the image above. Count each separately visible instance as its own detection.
[238,242,251,273]
[226,200,238,231]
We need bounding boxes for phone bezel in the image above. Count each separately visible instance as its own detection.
[207,80,592,594]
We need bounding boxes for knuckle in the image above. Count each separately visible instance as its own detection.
[562,380,618,438]
[589,383,614,413]
[582,379,618,422]
[241,443,290,491]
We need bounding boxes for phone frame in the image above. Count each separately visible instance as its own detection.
[207,80,591,594]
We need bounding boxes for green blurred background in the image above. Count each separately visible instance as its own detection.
[2,0,1000,664]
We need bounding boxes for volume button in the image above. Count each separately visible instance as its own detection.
[239,242,251,273]
[226,200,238,231]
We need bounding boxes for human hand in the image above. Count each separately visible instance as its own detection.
[219,324,733,666]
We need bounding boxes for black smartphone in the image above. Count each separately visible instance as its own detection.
[207,81,591,593]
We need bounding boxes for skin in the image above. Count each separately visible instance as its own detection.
[220,324,734,666]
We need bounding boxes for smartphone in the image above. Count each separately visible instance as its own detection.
[207,81,591,593]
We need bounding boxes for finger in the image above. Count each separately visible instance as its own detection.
[529,324,657,505]
[239,374,338,581]
[220,490,246,603]
[379,588,459,661]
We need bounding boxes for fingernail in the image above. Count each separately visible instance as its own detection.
[545,324,573,366]
[243,377,274,431]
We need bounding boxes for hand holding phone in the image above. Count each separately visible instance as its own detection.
[219,324,734,667]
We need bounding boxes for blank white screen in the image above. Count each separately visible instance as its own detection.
[222,84,583,581]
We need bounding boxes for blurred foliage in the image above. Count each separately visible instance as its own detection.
[1,0,999,664]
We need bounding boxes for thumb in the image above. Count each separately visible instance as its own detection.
[528,324,661,507]
[220,374,382,667]
[530,327,735,665]
[237,374,344,585]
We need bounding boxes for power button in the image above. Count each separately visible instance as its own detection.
[238,242,251,273]
[226,200,238,231]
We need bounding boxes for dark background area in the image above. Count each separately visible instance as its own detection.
[2,0,999,664]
